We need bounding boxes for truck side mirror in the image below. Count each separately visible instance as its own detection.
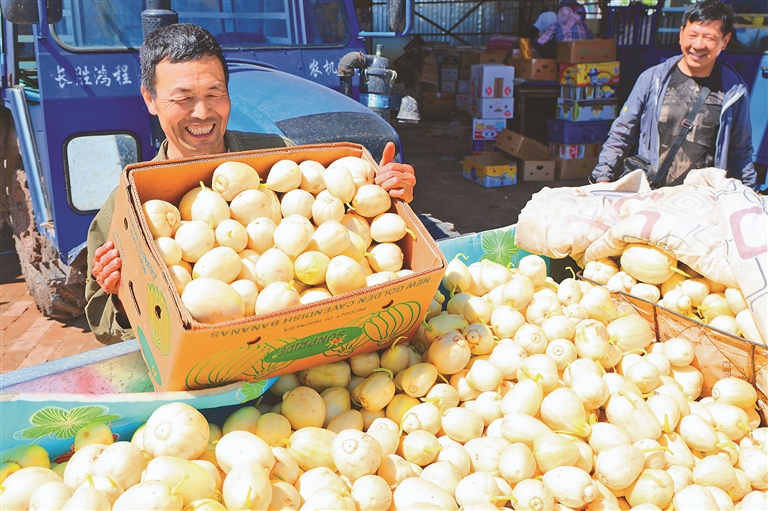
[0,0,62,24]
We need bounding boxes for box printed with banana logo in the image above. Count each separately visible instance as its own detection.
[110,143,447,391]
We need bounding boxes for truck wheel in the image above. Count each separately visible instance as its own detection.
[7,169,88,319]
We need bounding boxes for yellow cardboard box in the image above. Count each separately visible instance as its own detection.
[462,154,517,187]
[558,61,620,86]
[110,143,447,391]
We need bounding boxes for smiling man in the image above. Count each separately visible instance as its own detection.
[591,0,756,189]
[85,24,416,344]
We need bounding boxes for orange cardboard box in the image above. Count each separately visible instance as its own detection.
[555,156,599,180]
[110,143,446,391]
[478,52,505,64]
[556,39,617,63]
[507,58,558,82]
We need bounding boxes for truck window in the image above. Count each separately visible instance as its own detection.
[655,0,768,54]
[53,0,350,50]
[64,133,139,213]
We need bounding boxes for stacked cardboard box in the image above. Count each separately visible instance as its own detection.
[459,63,515,187]
[455,48,480,110]
[419,50,460,117]
[468,63,515,122]
[462,63,516,182]
[551,39,618,179]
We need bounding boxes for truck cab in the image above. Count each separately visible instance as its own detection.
[1,0,408,319]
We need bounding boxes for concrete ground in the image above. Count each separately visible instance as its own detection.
[396,111,587,235]
[1,111,588,373]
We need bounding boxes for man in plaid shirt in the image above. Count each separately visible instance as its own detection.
[534,5,593,58]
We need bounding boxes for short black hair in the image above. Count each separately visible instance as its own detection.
[682,0,734,37]
[140,23,228,96]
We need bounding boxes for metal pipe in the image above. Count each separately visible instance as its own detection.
[337,51,371,76]
[359,0,414,38]
[8,86,52,226]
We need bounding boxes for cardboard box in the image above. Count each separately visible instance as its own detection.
[472,118,507,140]
[441,67,459,81]
[455,93,470,110]
[458,80,470,94]
[560,84,617,101]
[555,156,599,180]
[508,59,558,81]
[460,51,481,68]
[494,128,552,161]
[549,141,602,160]
[557,98,618,122]
[469,64,515,98]
[471,139,501,154]
[468,97,514,119]
[557,39,617,63]
[420,63,439,85]
[110,143,446,391]
[513,157,556,182]
[478,52,506,64]
[559,61,620,86]
[441,80,457,93]
[459,67,471,80]
[462,154,517,187]
[547,119,612,144]
[422,91,455,114]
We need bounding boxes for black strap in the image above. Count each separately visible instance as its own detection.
[653,86,710,187]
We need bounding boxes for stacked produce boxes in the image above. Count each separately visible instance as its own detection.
[455,48,480,111]
[550,39,618,179]
[419,49,460,118]
[462,63,517,187]
[467,62,515,155]
[468,63,515,121]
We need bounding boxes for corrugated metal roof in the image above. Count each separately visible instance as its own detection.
[371,1,610,46]
[372,1,520,46]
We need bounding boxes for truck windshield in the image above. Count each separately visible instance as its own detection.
[654,0,767,54]
[53,0,350,50]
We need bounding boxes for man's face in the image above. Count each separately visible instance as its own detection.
[141,55,230,159]
[678,20,730,77]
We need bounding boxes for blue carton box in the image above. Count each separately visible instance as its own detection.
[547,119,612,144]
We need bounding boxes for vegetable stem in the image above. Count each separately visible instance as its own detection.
[619,390,638,409]
[172,474,190,495]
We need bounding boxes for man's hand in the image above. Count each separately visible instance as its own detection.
[92,241,122,295]
[376,141,416,203]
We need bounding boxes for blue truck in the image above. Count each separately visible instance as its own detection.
[1,0,411,319]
